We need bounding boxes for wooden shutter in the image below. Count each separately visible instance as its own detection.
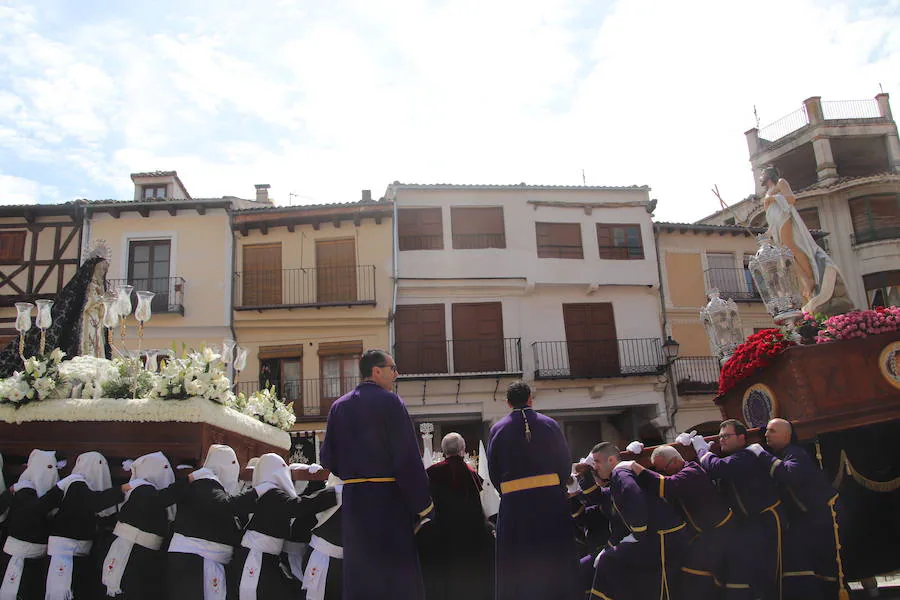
[596,223,643,259]
[451,302,504,373]
[0,231,26,264]
[317,340,363,356]
[243,244,282,306]
[395,304,447,374]
[316,239,356,303]
[536,222,583,259]
[563,303,619,377]
[797,207,821,230]
[849,194,900,238]
[398,208,444,250]
[451,207,506,249]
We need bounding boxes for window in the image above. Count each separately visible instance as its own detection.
[596,224,643,259]
[128,240,171,312]
[562,303,619,377]
[316,239,357,303]
[797,207,822,231]
[259,356,303,403]
[864,270,900,308]
[849,194,900,243]
[536,222,583,259]
[742,254,758,298]
[706,253,736,295]
[451,207,506,249]
[0,231,26,264]
[398,208,443,251]
[319,341,362,406]
[242,243,282,307]
[142,185,167,200]
[394,305,448,375]
[451,302,505,373]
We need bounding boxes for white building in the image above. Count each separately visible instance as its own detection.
[386,183,672,458]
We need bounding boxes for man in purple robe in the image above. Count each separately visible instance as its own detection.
[632,444,734,599]
[589,442,690,600]
[749,418,845,600]
[691,419,786,600]
[321,349,434,600]
[487,381,577,600]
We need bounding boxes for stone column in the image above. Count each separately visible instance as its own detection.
[812,135,839,183]
[876,93,893,119]
[804,96,824,124]
[876,94,900,173]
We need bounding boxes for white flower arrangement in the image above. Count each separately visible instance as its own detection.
[152,346,235,405]
[58,355,116,400]
[101,356,158,399]
[0,348,66,405]
[232,386,296,432]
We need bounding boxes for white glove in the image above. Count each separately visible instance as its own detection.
[746,443,765,457]
[254,481,277,497]
[620,533,637,544]
[176,464,194,471]
[593,549,606,568]
[614,460,634,472]
[11,480,35,493]
[625,441,644,455]
[307,464,323,474]
[691,435,710,456]
[579,454,596,469]
[675,430,697,446]
[567,477,582,494]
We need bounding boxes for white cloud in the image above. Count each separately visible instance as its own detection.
[0,174,57,205]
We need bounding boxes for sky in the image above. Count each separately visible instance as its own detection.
[1,0,899,222]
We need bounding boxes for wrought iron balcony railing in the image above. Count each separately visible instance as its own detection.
[236,376,360,420]
[106,277,185,315]
[851,226,900,246]
[532,338,666,379]
[672,356,721,395]
[704,268,761,302]
[394,338,522,377]
[233,266,376,310]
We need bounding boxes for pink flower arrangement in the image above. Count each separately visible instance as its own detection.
[816,307,900,343]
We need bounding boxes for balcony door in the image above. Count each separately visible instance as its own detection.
[563,303,619,377]
[128,240,171,313]
[316,239,357,303]
[243,244,282,306]
[452,302,504,373]
[395,304,448,375]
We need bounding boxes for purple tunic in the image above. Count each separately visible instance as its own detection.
[700,448,786,600]
[638,461,733,597]
[321,381,433,600]
[487,408,577,600]
[591,465,689,600]
[758,444,841,599]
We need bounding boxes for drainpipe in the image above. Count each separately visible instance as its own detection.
[389,188,399,353]
[653,223,679,439]
[228,207,239,380]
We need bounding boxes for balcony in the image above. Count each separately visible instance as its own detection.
[394,338,523,378]
[704,268,761,302]
[233,266,376,310]
[236,376,360,421]
[851,226,900,246]
[106,277,185,315]
[672,356,721,395]
[532,338,666,379]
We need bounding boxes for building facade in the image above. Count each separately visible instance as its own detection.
[388,183,671,458]
[700,94,900,311]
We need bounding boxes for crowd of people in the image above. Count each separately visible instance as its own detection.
[0,348,845,600]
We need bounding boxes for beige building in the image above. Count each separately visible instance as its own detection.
[230,191,393,437]
[700,94,900,310]
[84,171,264,357]
[654,222,779,435]
[388,183,673,457]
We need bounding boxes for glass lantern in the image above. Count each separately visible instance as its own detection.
[747,237,803,326]
[700,289,744,366]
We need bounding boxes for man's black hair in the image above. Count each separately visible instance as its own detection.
[359,349,390,378]
[506,381,531,409]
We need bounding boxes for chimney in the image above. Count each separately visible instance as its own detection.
[361,189,372,202]
[255,184,271,204]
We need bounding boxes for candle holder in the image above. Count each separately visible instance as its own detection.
[233,346,248,392]
[116,285,134,341]
[35,299,54,356]
[134,291,155,354]
[14,302,34,361]
[101,294,120,350]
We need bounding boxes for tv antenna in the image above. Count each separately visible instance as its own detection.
[288,192,298,206]
[581,169,586,186]
[753,105,760,129]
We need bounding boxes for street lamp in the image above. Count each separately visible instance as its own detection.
[662,335,680,363]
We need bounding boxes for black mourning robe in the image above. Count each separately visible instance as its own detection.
[0,487,54,600]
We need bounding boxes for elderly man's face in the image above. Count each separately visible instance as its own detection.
[764,420,791,452]
[652,453,684,476]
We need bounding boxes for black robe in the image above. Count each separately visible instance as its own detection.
[419,456,493,600]
[166,479,258,600]
[0,487,54,600]
[42,481,124,600]
[300,487,341,600]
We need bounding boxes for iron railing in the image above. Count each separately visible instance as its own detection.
[704,268,761,301]
[758,105,809,142]
[851,226,900,246]
[236,376,360,420]
[106,277,185,315]
[394,338,522,376]
[822,99,881,120]
[451,233,506,249]
[233,266,376,309]
[532,338,665,379]
[672,356,721,395]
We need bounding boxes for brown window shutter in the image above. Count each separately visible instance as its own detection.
[258,344,304,360]
[797,207,822,230]
[863,270,900,290]
[536,222,583,259]
[317,340,363,357]
[0,231,27,263]
[451,207,506,249]
[398,208,444,250]
[850,194,900,236]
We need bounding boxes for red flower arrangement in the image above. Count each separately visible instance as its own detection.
[717,328,796,395]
